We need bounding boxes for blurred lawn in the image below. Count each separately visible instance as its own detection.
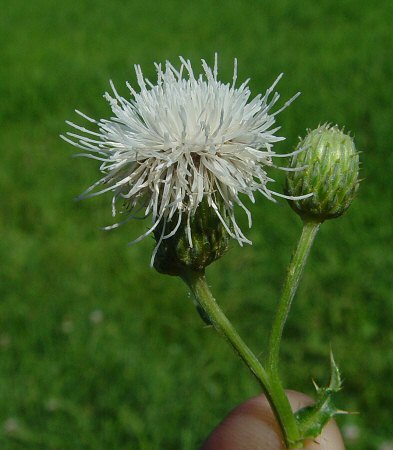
[1,0,392,449]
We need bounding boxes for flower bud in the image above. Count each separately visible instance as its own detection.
[286,124,360,222]
[153,199,229,276]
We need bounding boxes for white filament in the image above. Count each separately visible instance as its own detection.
[62,56,306,254]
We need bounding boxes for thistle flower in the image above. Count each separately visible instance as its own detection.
[62,56,306,263]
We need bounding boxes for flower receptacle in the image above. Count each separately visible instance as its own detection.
[153,199,229,277]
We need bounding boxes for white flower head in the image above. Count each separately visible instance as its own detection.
[63,55,305,259]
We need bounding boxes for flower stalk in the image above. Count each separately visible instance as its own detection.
[181,269,302,448]
[181,218,324,448]
[267,219,321,375]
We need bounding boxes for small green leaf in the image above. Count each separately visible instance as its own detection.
[295,352,348,440]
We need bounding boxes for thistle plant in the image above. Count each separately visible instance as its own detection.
[63,57,360,449]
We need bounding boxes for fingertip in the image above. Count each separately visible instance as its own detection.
[199,395,284,450]
[200,391,345,450]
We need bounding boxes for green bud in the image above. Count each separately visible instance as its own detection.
[286,124,360,222]
[153,199,229,277]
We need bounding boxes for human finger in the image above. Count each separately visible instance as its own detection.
[199,390,345,450]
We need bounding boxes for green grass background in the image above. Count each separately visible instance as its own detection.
[1,0,392,448]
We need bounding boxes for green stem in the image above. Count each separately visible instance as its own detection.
[181,269,301,448]
[267,219,321,375]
